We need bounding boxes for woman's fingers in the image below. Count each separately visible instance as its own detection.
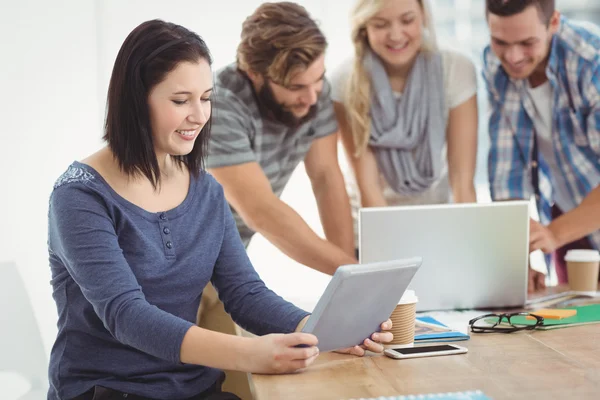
[282,332,318,347]
[380,319,393,330]
[372,331,393,344]
[349,345,366,356]
[287,345,319,361]
[363,338,385,353]
[287,352,320,371]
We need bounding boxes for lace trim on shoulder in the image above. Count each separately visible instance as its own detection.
[53,165,95,189]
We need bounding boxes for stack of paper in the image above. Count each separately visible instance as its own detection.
[526,291,600,309]
[415,316,470,342]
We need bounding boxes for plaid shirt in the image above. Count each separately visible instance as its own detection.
[483,17,600,250]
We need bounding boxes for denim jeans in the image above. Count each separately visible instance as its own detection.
[71,373,241,400]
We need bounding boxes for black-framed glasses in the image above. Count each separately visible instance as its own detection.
[468,312,545,333]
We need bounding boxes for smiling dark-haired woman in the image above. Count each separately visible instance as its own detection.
[46,19,323,400]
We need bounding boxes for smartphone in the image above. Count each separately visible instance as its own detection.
[384,344,467,359]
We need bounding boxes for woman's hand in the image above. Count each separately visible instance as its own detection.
[336,319,393,356]
[245,332,319,374]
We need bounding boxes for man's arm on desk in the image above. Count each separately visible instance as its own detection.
[531,185,600,253]
[530,69,600,253]
[208,162,356,275]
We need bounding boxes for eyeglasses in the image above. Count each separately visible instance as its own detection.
[468,312,545,333]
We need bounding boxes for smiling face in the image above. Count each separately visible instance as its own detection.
[250,53,325,126]
[147,58,213,160]
[268,53,325,118]
[364,0,425,69]
[488,5,559,80]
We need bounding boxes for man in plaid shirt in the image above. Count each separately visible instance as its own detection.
[484,0,600,291]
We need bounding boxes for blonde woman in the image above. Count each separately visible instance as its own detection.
[332,0,478,244]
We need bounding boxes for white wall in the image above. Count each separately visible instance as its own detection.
[95,0,344,82]
[0,0,101,357]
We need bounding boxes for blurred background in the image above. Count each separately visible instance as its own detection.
[1,0,599,397]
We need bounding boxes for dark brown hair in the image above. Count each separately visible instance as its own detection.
[237,2,327,86]
[104,19,212,189]
[486,0,555,25]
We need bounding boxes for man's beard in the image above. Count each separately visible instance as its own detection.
[255,81,319,128]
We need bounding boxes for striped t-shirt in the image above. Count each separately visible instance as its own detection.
[207,63,339,245]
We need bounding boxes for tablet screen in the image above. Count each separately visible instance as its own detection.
[302,258,421,352]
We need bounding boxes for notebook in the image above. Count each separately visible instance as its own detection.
[415,316,470,343]
[350,390,491,400]
[511,304,600,330]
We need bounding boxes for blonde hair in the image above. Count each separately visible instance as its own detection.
[344,0,437,156]
[237,2,327,86]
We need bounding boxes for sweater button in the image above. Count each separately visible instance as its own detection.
[163,227,170,234]
[166,241,173,249]
[159,213,167,220]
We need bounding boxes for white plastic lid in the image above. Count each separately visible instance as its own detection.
[398,289,418,305]
[564,249,600,263]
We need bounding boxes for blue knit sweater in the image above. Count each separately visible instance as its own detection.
[47,162,308,399]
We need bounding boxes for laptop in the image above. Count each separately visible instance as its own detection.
[359,201,529,311]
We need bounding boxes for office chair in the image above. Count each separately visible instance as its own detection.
[0,261,48,399]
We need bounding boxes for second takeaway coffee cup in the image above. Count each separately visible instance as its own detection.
[385,290,418,347]
[565,249,600,292]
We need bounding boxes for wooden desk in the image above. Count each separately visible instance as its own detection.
[251,287,600,400]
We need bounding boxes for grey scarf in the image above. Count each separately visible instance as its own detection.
[365,50,445,195]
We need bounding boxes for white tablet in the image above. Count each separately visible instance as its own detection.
[301,257,421,352]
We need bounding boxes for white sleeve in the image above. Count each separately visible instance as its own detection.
[328,57,354,103]
[442,49,478,109]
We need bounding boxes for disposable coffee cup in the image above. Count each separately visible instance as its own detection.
[565,249,600,292]
[385,290,418,348]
